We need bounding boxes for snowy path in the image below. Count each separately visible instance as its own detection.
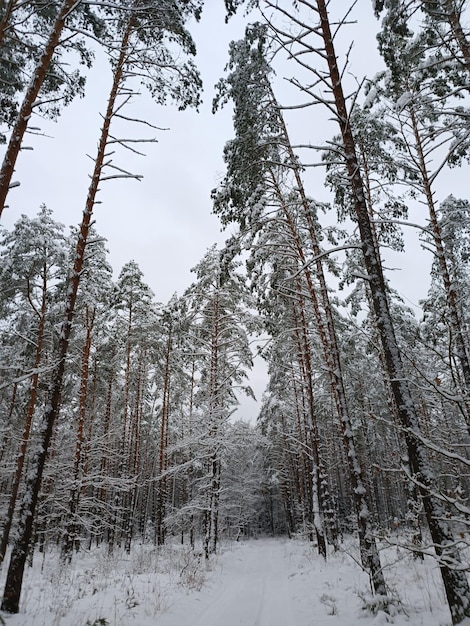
[155,537,453,626]
[159,539,299,626]
[0,536,457,625]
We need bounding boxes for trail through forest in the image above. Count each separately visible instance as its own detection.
[153,538,453,626]
[159,539,300,626]
[0,536,467,625]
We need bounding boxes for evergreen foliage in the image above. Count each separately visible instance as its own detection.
[1,2,470,624]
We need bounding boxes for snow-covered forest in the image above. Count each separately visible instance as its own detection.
[2,0,470,624]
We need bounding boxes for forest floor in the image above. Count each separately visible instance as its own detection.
[0,534,467,625]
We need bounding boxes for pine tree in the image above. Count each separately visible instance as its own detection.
[294,1,470,620]
[213,22,386,589]
[0,206,68,563]
[185,246,254,556]
[0,0,106,212]
[61,230,113,561]
[1,0,202,611]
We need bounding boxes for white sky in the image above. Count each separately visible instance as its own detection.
[1,1,467,419]
[2,3,247,300]
[1,2,440,305]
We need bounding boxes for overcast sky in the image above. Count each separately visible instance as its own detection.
[1,2,435,305]
[0,4,380,292]
[2,3,248,299]
[1,1,466,419]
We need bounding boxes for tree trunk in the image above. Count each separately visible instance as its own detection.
[292,288,328,557]
[409,105,470,432]
[0,264,47,564]
[358,135,424,554]
[0,0,79,215]
[97,354,115,543]
[124,343,146,553]
[156,327,172,546]
[205,293,222,556]
[1,19,134,613]
[316,1,470,620]
[268,163,385,593]
[0,377,19,465]
[209,455,221,554]
[443,0,470,74]
[62,305,95,561]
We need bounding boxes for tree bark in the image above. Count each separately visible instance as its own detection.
[316,1,470,620]
[62,305,95,561]
[156,326,172,546]
[443,0,470,75]
[292,287,327,557]
[0,0,18,48]
[1,18,134,613]
[409,105,470,432]
[0,0,79,215]
[0,262,47,564]
[268,161,386,592]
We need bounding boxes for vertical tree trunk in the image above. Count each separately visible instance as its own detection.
[292,288,328,557]
[124,343,146,553]
[81,355,98,502]
[0,0,18,48]
[208,455,221,554]
[279,413,297,537]
[62,305,95,561]
[269,168,385,593]
[112,297,133,548]
[97,354,115,544]
[0,0,79,215]
[442,0,470,74]
[156,327,172,546]
[316,1,470,621]
[204,293,222,557]
[0,377,19,465]
[187,359,196,548]
[358,136,424,554]
[409,106,470,431]
[0,265,47,564]
[1,19,134,613]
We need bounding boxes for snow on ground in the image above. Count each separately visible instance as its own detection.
[0,535,460,625]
